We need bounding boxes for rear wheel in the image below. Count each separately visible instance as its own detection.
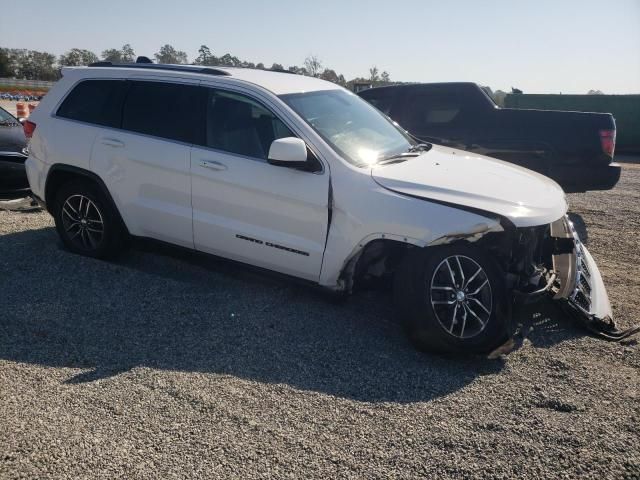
[395,244,510,353]
[53,181,126,259]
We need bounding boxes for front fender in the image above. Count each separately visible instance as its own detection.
[318,201,503,290]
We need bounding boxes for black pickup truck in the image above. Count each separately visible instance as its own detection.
[358,83,620,192]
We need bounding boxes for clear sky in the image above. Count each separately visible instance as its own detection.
[1,0,639,94]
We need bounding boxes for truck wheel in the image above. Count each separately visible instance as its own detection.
[53,180,126,259]
[394,244,510,353]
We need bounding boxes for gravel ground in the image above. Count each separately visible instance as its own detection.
[1,163,639,479]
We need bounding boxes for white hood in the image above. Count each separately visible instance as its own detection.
[371,146,567,227]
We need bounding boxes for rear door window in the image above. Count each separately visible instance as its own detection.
[122,81,203,144]
[203,89,294,160]
[57,80,127,127]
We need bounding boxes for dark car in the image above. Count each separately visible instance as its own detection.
[358,83,620,193]
[0,106,29,197]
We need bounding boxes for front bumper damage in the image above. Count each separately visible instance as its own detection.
[490,215,638,358]
[550,215,639,341]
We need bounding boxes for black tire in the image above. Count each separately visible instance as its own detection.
[53,180,126,259]
[394,244,510,354]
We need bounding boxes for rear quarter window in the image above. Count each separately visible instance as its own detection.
[56,80,127,127]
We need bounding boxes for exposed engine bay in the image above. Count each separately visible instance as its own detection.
[497,215,639,341]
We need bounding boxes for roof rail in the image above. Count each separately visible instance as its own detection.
[269,68,297,75]
[87,62,231,76]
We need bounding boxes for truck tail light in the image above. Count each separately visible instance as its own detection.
[599,129,616,157]
[23,120,36,139]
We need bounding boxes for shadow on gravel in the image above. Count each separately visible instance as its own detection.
[512,301,584,349]
[0,227,586,403]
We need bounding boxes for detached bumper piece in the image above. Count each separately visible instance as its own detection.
[552,216,640,341]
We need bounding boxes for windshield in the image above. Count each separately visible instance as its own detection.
[0,107,18,125]
[280,90,414,166]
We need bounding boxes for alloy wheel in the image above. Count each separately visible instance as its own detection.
[429,255,493,339]
[61,194,105,251]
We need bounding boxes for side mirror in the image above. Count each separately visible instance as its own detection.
[267,137,308,168]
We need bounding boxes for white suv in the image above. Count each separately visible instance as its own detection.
[25,61,616,352]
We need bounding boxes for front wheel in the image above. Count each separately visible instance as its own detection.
[394,244,510,353]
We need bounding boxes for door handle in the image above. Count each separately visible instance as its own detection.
[199,159,227,171]
[101,138,125,148]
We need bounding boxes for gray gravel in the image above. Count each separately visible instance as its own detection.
[1,163,639,479]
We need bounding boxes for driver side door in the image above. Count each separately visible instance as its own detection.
[190,87,330,281]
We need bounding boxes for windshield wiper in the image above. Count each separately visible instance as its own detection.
[378,143,432,164]
[407,143,432,153]
[378,151,419,164]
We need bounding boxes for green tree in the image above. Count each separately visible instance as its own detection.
[5,49,26,77]
[319,68,339,83]
[121,44,135,63]
[304,55,322,77]
[0,48,12,77]
[154,44,188,64]
[218,53,241,66]
[101,48,122,63]
[59,48,98,66]
[10,49,57,80]
[288,65,308,75]
[270,63,284,70]
[369,66,379,82]
[195,45,217,65]
[381,71,390,82]
[101,44,135,63]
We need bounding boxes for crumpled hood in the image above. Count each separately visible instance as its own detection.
[371,145,567,227]
[0,124,27,153]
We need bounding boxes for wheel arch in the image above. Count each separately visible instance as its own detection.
[339,236,419,292]
[337,214,514,293]
[45,164,129,234]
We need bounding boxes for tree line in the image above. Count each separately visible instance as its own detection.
[0,44,391,89]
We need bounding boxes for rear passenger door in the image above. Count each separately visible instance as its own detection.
[190,87,329,281]
[91,79,203,248]
[52,79,128,179]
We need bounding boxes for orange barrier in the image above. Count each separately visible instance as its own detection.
[16,102,27,118]
[28,103,36,114]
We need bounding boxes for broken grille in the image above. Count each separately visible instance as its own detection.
[571,238,593,314]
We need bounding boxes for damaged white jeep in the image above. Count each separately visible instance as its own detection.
[25,62,630,353]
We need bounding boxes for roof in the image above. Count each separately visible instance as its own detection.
[71,63,340,96]
[213,67,340,95]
